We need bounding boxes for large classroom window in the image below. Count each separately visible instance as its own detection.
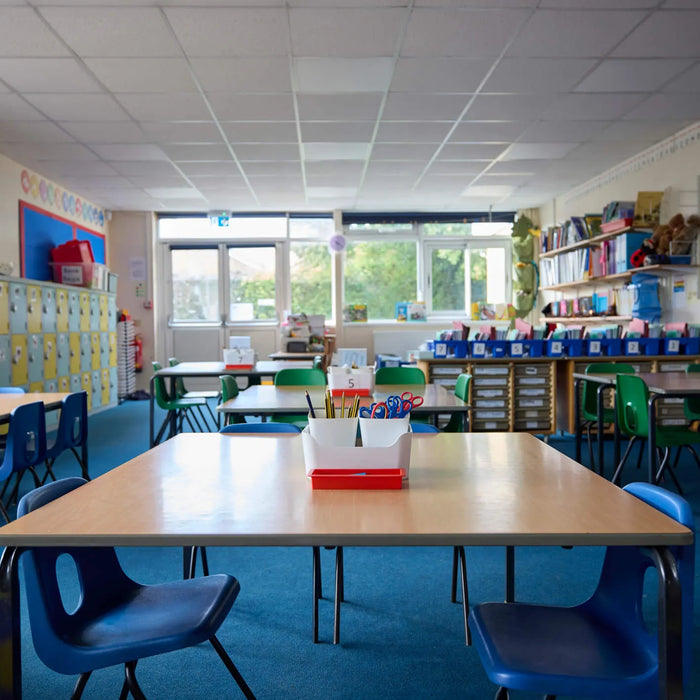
[170,247,219,323]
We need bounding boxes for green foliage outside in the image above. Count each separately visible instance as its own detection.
[290,243,332,317]
[230,276,276,320]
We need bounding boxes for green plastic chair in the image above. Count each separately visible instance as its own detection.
[273,367,326,427]
[612,373,700,492]
[442,373,471,433]
[168,358,219,430]
[581,363,635,472]
[374,366,426,386]
[219,375,245,426]
[152,362,208,443]
[683,364,700,421]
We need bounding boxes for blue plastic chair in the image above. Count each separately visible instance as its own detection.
[468,482,695,700]
[221,423,301,434]
[0,387,25,393]
[43,391,89,483]
[0,401,47,521]
[409,422,439,433]
[17,478,255,700]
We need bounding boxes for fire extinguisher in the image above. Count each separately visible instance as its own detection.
[133,334,143,372]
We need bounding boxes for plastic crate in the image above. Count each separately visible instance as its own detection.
[640,338,661,356]
[664,338,681,355]
[50,262,107,289]
[546,339,564,357]
[623,338,642,356]
[525,339,544,357]
[587,339,604,356]
[50,239,94,264]
[681,337,700,355]
[564,339,585,357]
[603,338,622,356]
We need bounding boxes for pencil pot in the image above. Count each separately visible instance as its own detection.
[360,415,410,447]
[308,416,358,447]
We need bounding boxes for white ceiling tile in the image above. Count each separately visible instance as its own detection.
[11,142,98,160]
[592,120,692,142]
[234,144,300,160]
[361,174,420,189]
[84,59,198,93]
[501,142,579,159]
[38,6,181,57]
[465,93,556,121]
[540,92,649,119]
[306,186,358,198]
[177,162,242,177]
[207,93,296,121]
[375,121,452,142]
[507,10,646,57]
[426,161,486,175]
[306,171,360,188]
[223,122,298,143]
[562,140,646,162]
[240,161,301,176]
[518,120,611,141]
[370,143,439,159]
[391,58,493,92]
[460,184,515,198]
[663,62,700,92]
[109,161,182,177]
[294,58,394,93]
[305,161,364,178]
[402,8,530,58]
[383,93,468,121]
[480,173,532,186]
[0,120,72,143]
[145,187,203,199]
[59,121,148,144]
[450,121,529,141]
[191,58,292,92]
[291,7,404,57]
[612,11,700,57]
[488,159,557,174]
[116,93,211,121]
[438,143,509,160]
[484,58,597,92]
[92,144,168,161]
[23,93,130,121]
[127,175,191,188]
[575,59,693,92]
[0,7,73,57]
[621,93,700,120]
[0,58,102,93]
[297,93,383,121]
[163,144,232,161]
[165,7,289,57]
[300,122,374,142]
[41,160,118,177]
[303,142,370,160]
[139,122,222,143]
[365,161,425,177]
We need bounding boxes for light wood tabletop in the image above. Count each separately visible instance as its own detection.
[0,392,68,422]
[0,432,688,548]
[216,384,469,420]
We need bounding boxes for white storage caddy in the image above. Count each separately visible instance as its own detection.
[327,365,375,396]
[301,427,412,479]
[222,347,255,369]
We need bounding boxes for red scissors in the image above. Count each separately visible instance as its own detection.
[399,391,424,417]
[360,402,389,419]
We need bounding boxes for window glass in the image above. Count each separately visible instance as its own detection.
[347,222,413,233]
[470,245,507,307]
[431,248,465,312]
[344,241,417,320]
[228,247,276,321]
[159,215,286,240]
[171,248,219,322]
[160,217,210,240]
[423,222,470,236]
[290,242,332,317]
[289,217,334,239]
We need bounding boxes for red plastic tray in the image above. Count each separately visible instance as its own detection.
[309,468,404,489]
[329,388,371,397]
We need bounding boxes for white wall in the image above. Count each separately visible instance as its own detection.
[538,124,700,325]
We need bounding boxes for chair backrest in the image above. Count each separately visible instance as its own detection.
[375,366,426,385]
[0,387,25,394]
[409,423,439,433]
[454,373,471,402]
[219,375,240,402]
[168,357,187,396]
[17,478,138,673]
[582,363,635,421]
[0,402,48,481]
[589,482,695,690]
[220,423,301,434]
[615,373,649,438]
[684,364,700,416]
[152,361,174,409]
[52,391,88,452]
[274,368,326,386]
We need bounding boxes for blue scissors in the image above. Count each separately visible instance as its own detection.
[359,402,389,419]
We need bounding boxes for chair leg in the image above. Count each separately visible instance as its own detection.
[312,546,321,643]
[70,671,92,700]
[333,546,343,644]
[584,421,595,472]
[495,687,509,700]
[457,545,470,646]
[611,436,637,485]
[209,634,256,699]
[0,499,9,524]
[683,443,700,470]
[656,448,684,494]
[124,660,147,700]
[450,546,459,602]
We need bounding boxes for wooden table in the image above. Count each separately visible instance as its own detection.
[0,432,689,698]
[216,384,470,423]
[150,360,313,445]
[0,393,68,424]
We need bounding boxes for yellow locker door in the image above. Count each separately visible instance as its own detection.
[101,367,110,405]
[43,333,57,379]
[82,371,92,409]
[56,288,69,333]
[29,381,44,392]
[99,294,109,331]
[58,375,70,392]
[109,331,117,367]
[27,285,42,334]
[69,332,81,375]
[0,280,8,334]
[91,331,100,370]
[79,292,90,332]
[11,334,28,386]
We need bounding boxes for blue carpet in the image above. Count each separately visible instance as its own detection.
[13,400,700,699]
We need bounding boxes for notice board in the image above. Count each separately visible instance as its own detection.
[20,201,106,281]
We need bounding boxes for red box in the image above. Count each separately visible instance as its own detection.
[599,218,633,234]
[309,468,404,489]
[50,262,107,288]
[50,240,94,264]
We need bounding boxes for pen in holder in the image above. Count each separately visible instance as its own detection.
[308,415,359,447]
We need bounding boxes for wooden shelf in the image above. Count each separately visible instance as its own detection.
[538,227,651,259]
[541,316,632,324]
[539,264,698,292]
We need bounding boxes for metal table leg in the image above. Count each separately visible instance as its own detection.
[0,546,23,700]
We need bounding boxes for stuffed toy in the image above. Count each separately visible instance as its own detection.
[631,212,699,266]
